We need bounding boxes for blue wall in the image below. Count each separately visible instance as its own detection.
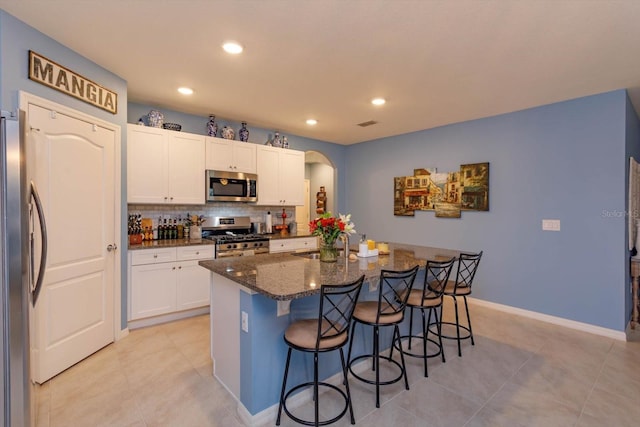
[625,93,640,323]
[344,90,635,331]
[0,10,129,328]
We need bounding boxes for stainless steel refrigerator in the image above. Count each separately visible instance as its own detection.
[1,109,47,427]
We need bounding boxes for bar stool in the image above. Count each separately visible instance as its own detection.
[394,257,455,377]
[276,275,365,427]
[346,265,419,408]
[439,251,483,357]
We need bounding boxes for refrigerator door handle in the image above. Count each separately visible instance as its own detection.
[30,180,47,306]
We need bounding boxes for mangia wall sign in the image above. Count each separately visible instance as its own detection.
[28,50,118,114]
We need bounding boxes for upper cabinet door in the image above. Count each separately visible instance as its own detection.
[205,137,256,174]
[279,149,305,205]
[256,145,305,206]
[127,125,169,204]
[127,124,205,204]
[256,145,280,205]
[168,132,205,204]
[232,142,257,173]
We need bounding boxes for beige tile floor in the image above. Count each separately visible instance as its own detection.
[34,299,640,427]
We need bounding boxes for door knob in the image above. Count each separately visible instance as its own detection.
[107,244,118,252]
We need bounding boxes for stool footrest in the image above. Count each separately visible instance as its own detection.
[395,334,443,359]
[348,354,405,386]
[281,382,349,426]
[436,321,472,340]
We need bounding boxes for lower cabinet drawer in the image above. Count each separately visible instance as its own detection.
[130,247,176,265]
[177,245,214,261]
[270,237,318,253]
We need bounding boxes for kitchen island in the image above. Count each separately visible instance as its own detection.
[199,243,461,426]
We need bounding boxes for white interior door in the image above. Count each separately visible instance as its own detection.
[25,100,117,384]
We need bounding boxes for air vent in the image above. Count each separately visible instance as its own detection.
[357,120,378,127]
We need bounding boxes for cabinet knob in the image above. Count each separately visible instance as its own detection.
[164,196,168,201]
[153,254,158,258]
[196,251,200,255]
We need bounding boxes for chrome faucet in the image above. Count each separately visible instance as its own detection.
[339,233,350,261]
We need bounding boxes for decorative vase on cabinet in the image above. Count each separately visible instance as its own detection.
[148,109,164,128]
[207,115,218,137]
[239,122,249,142]
[221,126,235,140]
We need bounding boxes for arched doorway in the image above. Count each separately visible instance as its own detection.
[296,151,336,234]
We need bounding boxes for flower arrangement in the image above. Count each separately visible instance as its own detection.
[309,212,356,245]
[185,213,206,227]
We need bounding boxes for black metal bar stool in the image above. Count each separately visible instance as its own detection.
[276,275,365,427]
[394,257,455,377]
[346,265,419,408]
[438,251,483,357]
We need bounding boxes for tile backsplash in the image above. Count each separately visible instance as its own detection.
[128,203,297,227]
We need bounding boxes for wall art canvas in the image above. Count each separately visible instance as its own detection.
[394,162,489,217]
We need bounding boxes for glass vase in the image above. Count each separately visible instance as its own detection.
[319,238,338,263]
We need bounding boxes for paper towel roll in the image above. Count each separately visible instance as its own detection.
[266,211,272,233]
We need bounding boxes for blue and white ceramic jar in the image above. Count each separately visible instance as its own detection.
[148,110,164,128]
[272,131,281,147]
[221,126,235,140]
[207,115,218,137]
[238,122,249,142]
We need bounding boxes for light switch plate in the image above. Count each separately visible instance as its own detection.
[542,219,561,231]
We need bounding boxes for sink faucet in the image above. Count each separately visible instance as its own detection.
[339,233,349,261]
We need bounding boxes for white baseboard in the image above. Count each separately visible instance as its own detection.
[116,327,129,341]
[469,298,626,341]
[127,306,209,330]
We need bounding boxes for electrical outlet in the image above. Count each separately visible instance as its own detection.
[277,300,291,317]
[241,311,249,333]
[542,219,561,231]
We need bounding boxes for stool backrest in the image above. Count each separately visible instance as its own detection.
[317,275,365,349]
[423,257,456,299]
[376,265,419,323]
[452,251,483,292]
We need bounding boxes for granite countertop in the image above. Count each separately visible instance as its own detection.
[128,238,215,250]
[198,242,461,301]
[128,232,315,250]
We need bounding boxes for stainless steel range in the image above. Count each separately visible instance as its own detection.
[202,216,270,258]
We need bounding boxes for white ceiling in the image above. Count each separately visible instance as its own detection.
[3,0,640,145]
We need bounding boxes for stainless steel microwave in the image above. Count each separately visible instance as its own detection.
[206,170,257,202]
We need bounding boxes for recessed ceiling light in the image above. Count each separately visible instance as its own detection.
[178,87,193,95]
[306,119,318,125]
[371,97,386,106]
[222,42,243,54]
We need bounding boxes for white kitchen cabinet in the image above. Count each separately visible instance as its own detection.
[205,136,256,173]
[128,245,214,322]
[270,236,318,253]
[256,145,305,206]
[127,124,205,204]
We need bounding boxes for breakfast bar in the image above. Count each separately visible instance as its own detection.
[199,243,461,426]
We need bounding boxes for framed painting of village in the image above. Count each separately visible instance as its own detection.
[394,162,489,217]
